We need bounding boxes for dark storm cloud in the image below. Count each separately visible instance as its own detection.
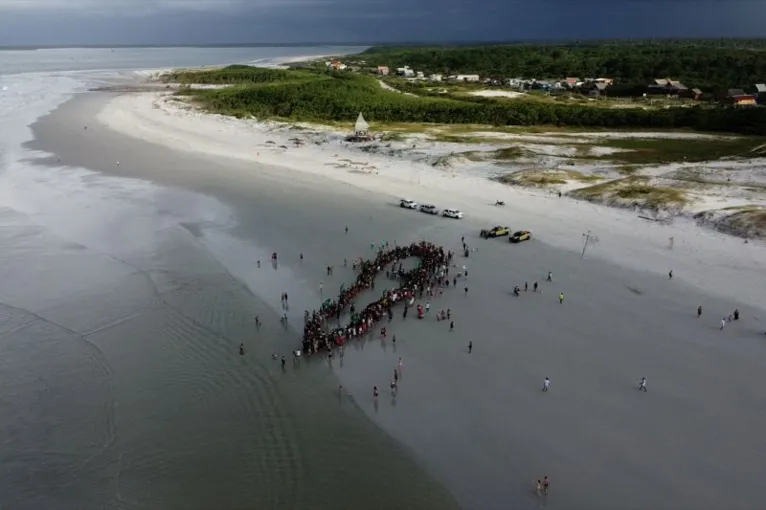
[0,0,764,46]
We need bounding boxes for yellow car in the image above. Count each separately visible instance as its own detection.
[480,226,510,239]
[509,230,531,243]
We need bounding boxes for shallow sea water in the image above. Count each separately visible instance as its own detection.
[0,47,460,510]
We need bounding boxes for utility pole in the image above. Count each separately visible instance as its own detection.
[581,230,599,259]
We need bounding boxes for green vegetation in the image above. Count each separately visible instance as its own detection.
[163,65,317,85]
[570,176,688,209]
[695,205,766,239]
[359,41,766,93]
[589,136,765,164]
[497,170,602,187]
[167,66,766,135]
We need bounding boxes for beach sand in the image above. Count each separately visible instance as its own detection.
[23,91,766,510]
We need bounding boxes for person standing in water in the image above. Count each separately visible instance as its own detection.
[542,377,550,392]
[546,271,552,282]
[668,270,673,279]
[559,292,564,304]
[697,306,702,318]
[639,377,647,392]
[468,341,472,353]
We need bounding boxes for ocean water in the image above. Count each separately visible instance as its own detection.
[0,46,460,510]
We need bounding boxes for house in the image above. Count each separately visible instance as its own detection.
[564,77,580,89]
[648,78,687,95]
[682,88,703,101]
[416,71,425,79]
[429,74,443,82]
[456,74,480,82]
[377,66,389,75]
[396,66,414,77]
[328,60,347,71]
[756,84,766,103]
[580,81,609,96]
[726,89,758,107]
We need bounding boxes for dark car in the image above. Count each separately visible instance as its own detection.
[480,226,510,239]
[509,230,531,243]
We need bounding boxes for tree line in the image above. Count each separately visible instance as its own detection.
[178,68,766,135]
[358,42,766,94]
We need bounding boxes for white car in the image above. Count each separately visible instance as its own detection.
[400,199,418,209]
[419,204,439,215]
[442,208,464,219]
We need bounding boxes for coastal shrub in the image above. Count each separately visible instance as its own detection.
[163,66,318,85]
[174,68,766,135]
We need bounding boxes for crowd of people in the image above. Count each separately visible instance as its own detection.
[301,241,453,355]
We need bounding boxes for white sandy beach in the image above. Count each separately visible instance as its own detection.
[97,91,766,307]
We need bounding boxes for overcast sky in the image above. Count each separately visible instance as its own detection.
[0,0,764,46]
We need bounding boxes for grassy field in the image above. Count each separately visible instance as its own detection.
[569,176,689,209]
[496,170,603,187]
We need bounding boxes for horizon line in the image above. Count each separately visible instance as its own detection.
[3,37,766,50]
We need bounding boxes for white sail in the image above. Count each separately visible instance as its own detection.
[355,112,369,133]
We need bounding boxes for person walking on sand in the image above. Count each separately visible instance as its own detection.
[546,271,552,282]
[559,292,564,304]
[345,225,348,234]
[464,286,468,296]
[394,368,399,383]
[524,281,528,292]
[668,269,673,279]
[536,479,543,496]
[468,341,472,353]
[398,357,403,370]
[542,377,550,392]
[639,377,647,392]
[373,386,379,398]
[720,317,727,330]
[425,301,430,313]
[543,476,550,495]
[534,281,538,292]
[697,306,702,318]
[450,321,454,332]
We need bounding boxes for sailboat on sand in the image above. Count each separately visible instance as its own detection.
[345,112,376,142]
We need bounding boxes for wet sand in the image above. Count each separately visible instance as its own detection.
[20,91,766,510]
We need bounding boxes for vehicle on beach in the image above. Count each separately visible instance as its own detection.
[480,226,510,238]
[419,204,439,215]
[443,209,464,219]
[509,230,531,243]
[400,199,418,209]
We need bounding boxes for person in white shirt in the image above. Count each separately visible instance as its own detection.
[639,377,647,392]
[720,318,727,330]
[542,377,550,392]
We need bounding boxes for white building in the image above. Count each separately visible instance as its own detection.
[456,74,480,82]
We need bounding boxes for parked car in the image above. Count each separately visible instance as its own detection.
[400,199,418,209]
[480,226,510,238]
[443,209,464,219]
[419,204,439,215]
[509,230,531,243]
